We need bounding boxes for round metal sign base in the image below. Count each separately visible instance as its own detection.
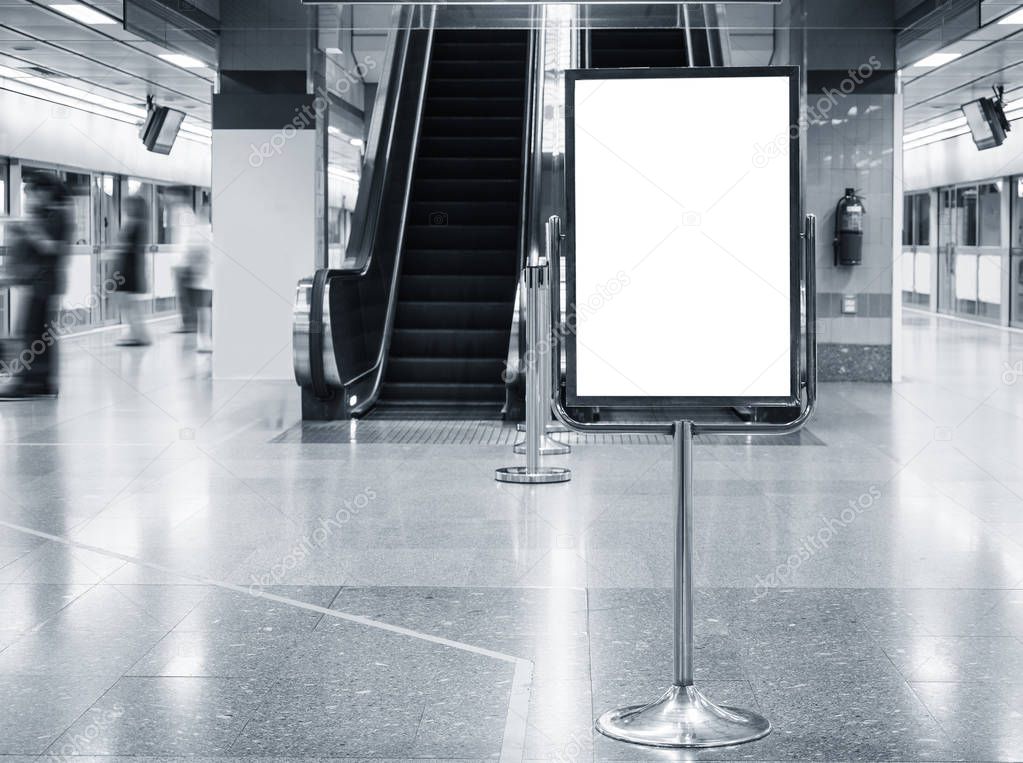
[596,684,770,748]
[494,466,571,484]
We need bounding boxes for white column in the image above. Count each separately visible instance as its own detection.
[211,128,316,380]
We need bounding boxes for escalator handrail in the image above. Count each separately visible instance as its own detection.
[302,6,416,400]
[503,22,543,398]
[344,6,437,409]
[334,4,416,279]
[304,6,436,407]
[517,18,541,271]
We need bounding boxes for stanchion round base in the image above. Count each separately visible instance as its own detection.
[494,466,571,484]
[595,684,770,748]
[513,435,570,456]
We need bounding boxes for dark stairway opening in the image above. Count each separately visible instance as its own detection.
[376,29,529,414]
[588,29,690,68]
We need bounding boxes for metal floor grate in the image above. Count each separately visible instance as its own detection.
[271,420,824,446]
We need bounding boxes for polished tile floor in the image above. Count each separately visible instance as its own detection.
[1,311,1022,760]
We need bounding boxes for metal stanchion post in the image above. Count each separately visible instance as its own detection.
[594,420,770,746]
[513,238,570,456]
[496,263,571,484]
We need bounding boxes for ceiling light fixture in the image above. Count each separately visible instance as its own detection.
[0,65,211,145]
[998,7,1023,24]
[349,137,364,148]
[49,2,117,25]
[158,53,206,69]
[912,52,961,67]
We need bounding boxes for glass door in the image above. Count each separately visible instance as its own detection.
[937,187,956,314]
[1010,176,1023,328]
[975,181,1003,323]
[952,186,979,318]
[938,183,1002,323]
[902,192,933,308]
[0,161,8,338]
[94,174,121,324]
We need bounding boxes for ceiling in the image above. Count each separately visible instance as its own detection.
[0,0,395,138]
[903,0,1023,131]
[0,0,215,125]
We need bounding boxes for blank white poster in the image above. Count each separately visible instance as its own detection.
[571,74,794,399]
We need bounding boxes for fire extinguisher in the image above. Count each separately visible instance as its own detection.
[833,188,865,266]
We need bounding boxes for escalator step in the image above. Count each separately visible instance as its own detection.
[402,249,518,276]
[396,301,512,330]
[424,98,524,119]
[418,135,521,158]
[434,29,526,43]
[413,179,519,202]
[590,29,687,46]
[422,116,523,138]
[387,357,507,384]
[591,50,687,67]
[430,60,525,79]
[404,224,517,250]
[405,222,519,249]
[399,275,515,302]
[432,41,527,62]
[429,79,525,99]
[391,328,511,357]
[408,201,518,226]
[416,157,520,180]
[381,381,506,403]
[589,29,690,68]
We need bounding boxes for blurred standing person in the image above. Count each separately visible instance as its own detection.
[187,208,213,353]
[0,173,71,399]
[114,194,151,347]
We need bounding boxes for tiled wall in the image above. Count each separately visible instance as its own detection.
[807,91,896,381]
[800,0,897,382]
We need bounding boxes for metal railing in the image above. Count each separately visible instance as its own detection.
[502,22,544,417]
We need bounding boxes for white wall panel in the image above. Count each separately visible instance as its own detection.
[60,253,93,310]
[978,253,1002,304]
[955,253,978,301]
[915,251,931,295]
[905,129,1023,191]
[901,249,915,291]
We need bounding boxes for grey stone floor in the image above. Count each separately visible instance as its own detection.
[0,311,1022,760]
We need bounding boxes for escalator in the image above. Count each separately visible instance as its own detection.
[585,4,726,69]
[295,6,730,421]
[379,29,528,411]
[294,10,536,421]
[588,29,691,68]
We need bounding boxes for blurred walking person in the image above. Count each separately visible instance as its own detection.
[114,194,152,347]
[171,199,197,334]
[187,206,213,353]
[0,173,71,400]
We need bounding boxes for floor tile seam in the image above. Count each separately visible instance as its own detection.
[0,518,527,663]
